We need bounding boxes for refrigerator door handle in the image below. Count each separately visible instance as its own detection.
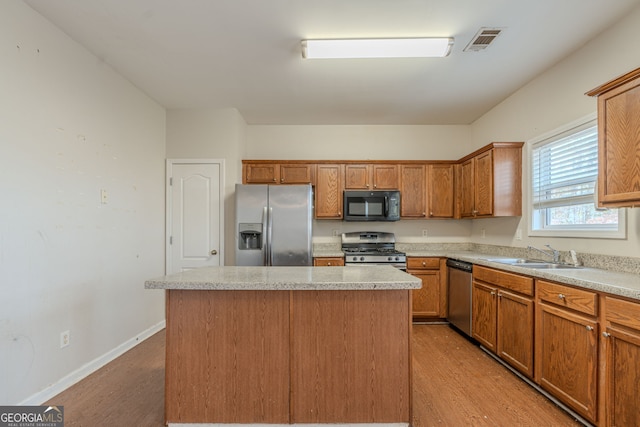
[262,206,268,266]
[267,207,274,266]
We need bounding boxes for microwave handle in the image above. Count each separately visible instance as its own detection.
[384,196,389,216]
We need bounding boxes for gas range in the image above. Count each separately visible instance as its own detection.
[341,232,407,270]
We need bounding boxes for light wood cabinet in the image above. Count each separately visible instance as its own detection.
[601,296,640,427]
[587,67,640,208]
[428,163,455,218]
[243,162,314,184]
[400,164,426,218]
[345,164,398,190]
[315,164,344,219]
[407,257,446,319]
[280,164,314,184]
[457,142,523,218]
[244,163,280,183]
[535,280,599,424]
[313,257,344,267]
[472,265,534,378]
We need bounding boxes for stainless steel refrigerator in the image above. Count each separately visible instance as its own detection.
[235,183,313,266]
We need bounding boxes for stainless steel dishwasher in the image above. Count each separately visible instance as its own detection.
[447,259,473,337]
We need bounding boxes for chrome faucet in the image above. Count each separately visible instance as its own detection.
[527,244,561,263]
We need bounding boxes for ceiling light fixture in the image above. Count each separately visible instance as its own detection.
[301,37,454,59]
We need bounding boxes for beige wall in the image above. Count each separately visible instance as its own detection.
[1,1,166,404]
[468,3,640,257]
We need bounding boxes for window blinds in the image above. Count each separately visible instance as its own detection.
[532,125,598,209]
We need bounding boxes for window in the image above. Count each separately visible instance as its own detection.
[530,116,625,239]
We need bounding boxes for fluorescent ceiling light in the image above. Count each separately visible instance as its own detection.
[301,38,453,59]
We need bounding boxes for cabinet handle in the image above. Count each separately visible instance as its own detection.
[586,325,594,331]
[490,291,496,296]
[273,178,277,182]
[327,262,332,266]
[497,292,502,299]
[422,261,426,266]
[558,293,566,300]
[603,332,611,338]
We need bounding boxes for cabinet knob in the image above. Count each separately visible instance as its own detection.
[603,332,611,338]
[422,261,426,266]
[327,262,332,266]
[430,211,434,217]
[558,293,566,300]
[273,178,277,182]
[490,291,496,296]
[586,325,594,331]
[210,249,217,255]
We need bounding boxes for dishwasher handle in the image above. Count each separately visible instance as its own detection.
[446,259,473,272]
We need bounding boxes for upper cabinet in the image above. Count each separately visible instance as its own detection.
[315,164,344,219]
[428,163,455,219]
[345,164,398,190]
[457,142,523,218]
[244,162,314,185]
[587,67,640,208]
[399,164,426,218]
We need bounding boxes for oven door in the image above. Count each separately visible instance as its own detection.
[345,262,406,271]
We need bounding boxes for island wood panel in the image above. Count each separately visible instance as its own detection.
[290,289,412,424]
[164,290,290,424]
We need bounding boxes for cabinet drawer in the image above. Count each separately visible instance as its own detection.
[537,280,598,317]
[313,257,344,267]
[407,257,440,270]
[604,296,640,330]
[473,265,534,296]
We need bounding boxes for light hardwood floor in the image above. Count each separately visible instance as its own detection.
[46,324,582,426]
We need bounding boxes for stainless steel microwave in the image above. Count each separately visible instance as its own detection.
[343,190,401,221]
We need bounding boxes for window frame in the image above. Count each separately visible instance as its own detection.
[528,113,626,240]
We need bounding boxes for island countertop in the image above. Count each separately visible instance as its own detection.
[145,265,421,291]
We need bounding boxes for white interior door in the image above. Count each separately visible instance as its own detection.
[166,160,225,273]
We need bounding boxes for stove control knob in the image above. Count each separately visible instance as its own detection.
[352,256,358,262]
[360,256,365,261]
[388,256,393,261]
[395,256,400,261]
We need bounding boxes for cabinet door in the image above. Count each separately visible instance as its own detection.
[472,281,497,352]
[497,289,534,378]
[410,270,441,318]
[372,164,399,189]
[459,159,475,218]
[536,302,598,423]
[602,296,640,427]
[344,164,370,189]
[400,164,426,218]
[280,164,314,184]
[245,163,279,183]
[428,164,454,218]
[474,150,494,216]
[315,164,344,219]
[596,76,640,207]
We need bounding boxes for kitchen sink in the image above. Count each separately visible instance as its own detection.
[484,258,582,269]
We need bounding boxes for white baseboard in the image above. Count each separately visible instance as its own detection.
[19,320,166,406]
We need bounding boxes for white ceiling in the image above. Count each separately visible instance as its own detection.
[25,0,640,125]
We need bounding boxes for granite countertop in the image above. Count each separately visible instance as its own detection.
[145,265,422,291]
[405,250,640,301]
[314,243,640,301]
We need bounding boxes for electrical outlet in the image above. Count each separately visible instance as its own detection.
[100,189,108,204]
[332,229,340,236]
[60,330,70,348]
[422,229,428,237]
[515,229,522,240]
[481,229,486,238]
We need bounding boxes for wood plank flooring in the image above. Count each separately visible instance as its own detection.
[46,324,582,426]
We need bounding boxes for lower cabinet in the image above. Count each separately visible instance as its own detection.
[535,280,599,424]
[407,257,447,319]
[313,257,344,267]
[601,296,640,427]
[472,266,534,378]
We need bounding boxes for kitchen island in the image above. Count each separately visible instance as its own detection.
[145,266,421,427]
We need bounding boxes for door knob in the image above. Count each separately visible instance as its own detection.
[210,250,217,255]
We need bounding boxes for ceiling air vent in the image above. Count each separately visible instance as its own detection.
[463,27,504,52]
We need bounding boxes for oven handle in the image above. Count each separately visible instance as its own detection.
[384,196,389,217]
[345,263,406,271]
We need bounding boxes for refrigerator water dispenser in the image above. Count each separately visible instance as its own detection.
[238,223,262,250]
